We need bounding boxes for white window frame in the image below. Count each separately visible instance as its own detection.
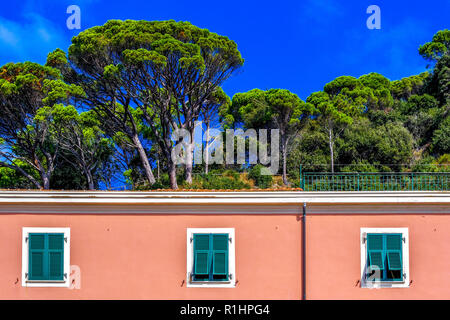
[22,227,71,288]
[360,227,409,288]
[186,228,236,288]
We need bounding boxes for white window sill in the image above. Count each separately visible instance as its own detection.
[26,280,66,283]
[23,281,70,288]
[361,280,409,288]
[187,281,236,288]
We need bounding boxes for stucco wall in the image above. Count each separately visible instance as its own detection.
[1,209,449,299]
[0,213,302,300]
[307,214,450,299]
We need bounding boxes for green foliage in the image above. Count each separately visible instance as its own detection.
[69,19,244,91]
[337,118,413,171]
[2,26,450,190]
[308,76,366,127]
[248,164,273,189]
[411,156,441,172]
[390,73,429,100]
[226,89,270,129]
[45,48,68,69]
[359,73,394,111]
[179,170,249,190]
[68,19,244,189]
[0,160,39,189]
[435,154,450,172]
[287,124,329,174]
[340,161,380,173]
[431,116,450,155]
[132,170,250,190]
[50,156,87,189]
[419,29,450,61]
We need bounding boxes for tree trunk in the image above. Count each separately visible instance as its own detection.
[157,159,160,180]
[168,160,178,189]
[328,128,334,174]
[281,135,288,186]
[205,120,210,174]
[132,133,156,186]
[184,130,194,184]
[42,173,50,190]
[86,170,95,190]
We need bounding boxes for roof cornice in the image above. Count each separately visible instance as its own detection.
[0,190,449,205]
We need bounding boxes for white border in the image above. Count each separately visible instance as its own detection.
[360,227,409,288]
[186,228,236,288]
[22,227,71,288]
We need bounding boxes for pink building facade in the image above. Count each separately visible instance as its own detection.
[0,191,449,299]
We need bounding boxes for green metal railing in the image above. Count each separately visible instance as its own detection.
[299,172,450,191]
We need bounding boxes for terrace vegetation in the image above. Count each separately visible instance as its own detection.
[0,21,449,190]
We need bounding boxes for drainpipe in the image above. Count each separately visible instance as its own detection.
[302,202,307,300]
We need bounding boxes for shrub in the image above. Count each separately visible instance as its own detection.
[202,172,250,190]
[248,164,273,189]
[180,169,251,190]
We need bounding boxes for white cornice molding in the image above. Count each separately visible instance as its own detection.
[0,191,448,215]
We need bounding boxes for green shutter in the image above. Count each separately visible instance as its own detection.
[366,233,404,281]
[367,234,383,250]
[30,252,44,279]
[48,234,64,280]
[29,234,46,280]
[30,234,45,250]
[193,234,211,277]
[368,251,384,270]
[193,233,229,281]
[386,234,403,271]
[367,234,384,270]
[387,252,402,270]
[212,234,228,251]
[28,233,64,281]
[213,252,228,275]
[49,234,64,250]
[194,234,210,251]
[212,234,228,276]
[194,251,210,275]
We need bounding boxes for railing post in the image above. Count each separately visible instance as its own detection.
[411,172,414,191]
[357,173,360,191]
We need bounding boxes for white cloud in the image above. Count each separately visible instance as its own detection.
[0,11,68,64]
[0,24,19,47]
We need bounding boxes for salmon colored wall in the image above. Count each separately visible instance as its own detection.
[0,214,302,300]
[307,214,450,300]
[1,212,450,300]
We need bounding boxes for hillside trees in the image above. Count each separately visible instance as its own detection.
[67,20,243,189]
[201,87,230,174]
[417,30,450,157]
[223,88,312,185]
[48,105,115,190]
[306,76,365,173]
[419,29,450,62]
[1,26,450,190]
[0,62,84,189]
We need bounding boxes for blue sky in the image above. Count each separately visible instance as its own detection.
[0,0,448,101]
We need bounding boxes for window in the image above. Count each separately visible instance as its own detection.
[22,227,70,287]
[360,228,409,288]
[186,228,235,288]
